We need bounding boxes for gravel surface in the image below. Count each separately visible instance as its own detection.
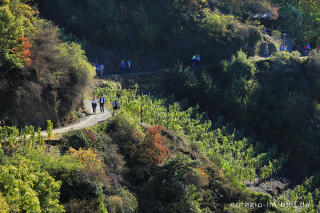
[42,100,111,136]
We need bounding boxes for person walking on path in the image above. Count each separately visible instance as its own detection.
[99,64,104,78]
[112,99,120,116]
[192,55,197,68]
[196,54,200,66]
[304,44,307,55]
[127,60,131,72]
[99,95,105,113]
[94,64,100,78]
[120,60,125,74]
[92,97,97,114]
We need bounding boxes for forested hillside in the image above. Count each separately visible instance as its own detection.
[0,0,94,127]
[35,0,272,71]
[1,0,320,212]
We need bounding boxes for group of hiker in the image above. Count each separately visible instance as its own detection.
[91,95,105,114]
[94,64,105,78]
[120,59,131,74]
[280,45,288,52]
[280,42,312,55]
[92,95,120,116]
[192,54,201,67]
[304,43,311,55]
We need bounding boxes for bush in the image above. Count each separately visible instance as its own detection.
[0,0,36,69]
[0,155,64,212]
[0,17,94,127]
[105,113,142,155]
[63,130,95,151]
[119,188,138,213]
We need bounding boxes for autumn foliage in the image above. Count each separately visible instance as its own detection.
[69,147,105,176]
[12,36,32,65]
[132,125,170,166]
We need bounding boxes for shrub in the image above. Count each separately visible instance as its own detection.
[131,125,170,167]
[96,136,125,190]
[151,154,201,212]
[63,130,95,151]
[105,113,142,155]
[0,193,9,213]
[68,148,106,179]
[0,18,95,127]
[0,0,36,69]
[63,199,97,213]
[106,195,123,213]
[0,155,64,212]
[119,188,138,213]
[47,120,54,140]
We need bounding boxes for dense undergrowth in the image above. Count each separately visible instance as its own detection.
[0,115,267,212]
[0,82,319,212]
[35,0,320,71]
[162,50,320,177]
[35,0,273,71]
[94,81,320,212]
[0,0,94,127]
[1,0,320,212]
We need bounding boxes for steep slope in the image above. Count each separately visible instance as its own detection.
[0,1,94,127]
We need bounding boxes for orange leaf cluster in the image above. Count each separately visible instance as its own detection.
[69,147,105,173]
[12,36,32,65]
[196,168,210,187]
[143,125,170,165]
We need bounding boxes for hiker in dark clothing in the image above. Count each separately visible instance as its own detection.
[120,60,125,74]
[99,95,105,113]
[127,60,131,72]
[196,54,200,66]
[112,99,120,116]
[99,64,104,78]
[94,64,100,78]
[92,97,97,114]
[192,55,197,68]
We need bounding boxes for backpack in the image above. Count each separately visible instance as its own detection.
[113,101,119,108]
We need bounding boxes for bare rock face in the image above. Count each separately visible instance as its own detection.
[245,178,289,196]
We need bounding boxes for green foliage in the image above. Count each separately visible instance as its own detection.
[0,155,64,212]
[36,0,264,67]
[214,0,275,19]
[95,83,283,184]
[224,50,257,78]
[161,49,320,177]
[62,130,95,151]
[272,0,320,43]
[0,17,94,127]
[118,188,138,213]
[47,120,53,140]
[0,0,36,69]
[278,4,304,41]
[0,192,9,212]
[153,154,201,213]
[22,147,84,175]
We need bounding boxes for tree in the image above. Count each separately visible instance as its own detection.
[0,0,36,68]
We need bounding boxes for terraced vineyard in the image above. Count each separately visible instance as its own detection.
[94,85,287,184]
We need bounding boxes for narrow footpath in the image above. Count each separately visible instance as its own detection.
[42,100,112,137]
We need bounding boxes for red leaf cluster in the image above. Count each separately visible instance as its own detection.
[12,36,32,65]
[143,125,170,165]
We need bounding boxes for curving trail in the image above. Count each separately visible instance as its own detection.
[42,100,112,137]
